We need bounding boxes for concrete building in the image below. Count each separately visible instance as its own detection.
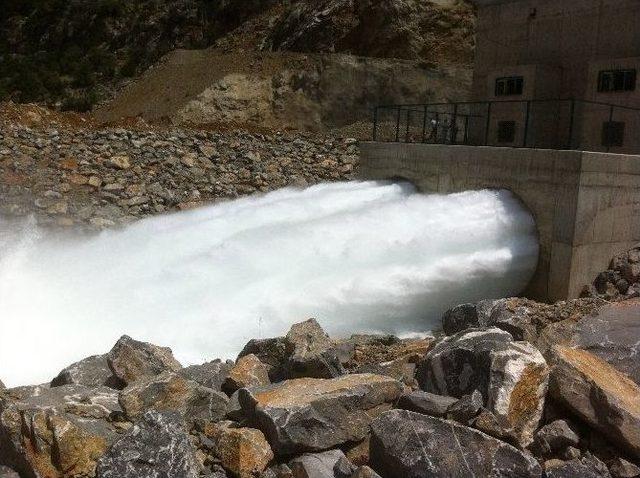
[362,0,640,301]
[472,0,640,153]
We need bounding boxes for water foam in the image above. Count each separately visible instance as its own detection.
[0,181,539,386]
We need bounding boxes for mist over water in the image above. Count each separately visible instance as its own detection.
[0,181,539,386]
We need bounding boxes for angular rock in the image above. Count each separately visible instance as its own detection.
[0,380,5,389]
[416,327,513,397]
[369,410,542,477]
[223,354,270,395]
[442,303,482,335]
[119,371,228,423]
[486,341,549,447]
[238,337,289,382]
[51,354,122,389]
[538,300,640,384]
[544,455,611,478]
[179,359,234,391]
[549,346,640,459]
[96,411,201,478]
[472,408,513,442]
[0,384,125,478]
[289,449,353,478]
[533,420,580,456]
[208,423,273,478]
[261,464,294,478]
[446,389,483,424]
[239,373,402,456]
[285,319,344,379]
[609,457,640,478]
[107,335,182,386]
[397,391,457,417]
[107,155,131,169]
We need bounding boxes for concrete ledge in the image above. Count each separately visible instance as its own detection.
[358,142,640,301]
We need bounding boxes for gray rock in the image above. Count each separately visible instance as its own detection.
[0,380,5,390]
[533,420,580,455]
[285,319,344,379]
[239,373,402,456]
[238,337,289,382]
[179,359,233,391]
[544,455,612,478]
[107,335,182,386]
[488,299,539,342]
[0,466,20,478]
[119,371,228,423]
[51,354,122,389]
[609,457,640,478]
[549,346,640,459]
[397,391,457,417]
[222,354,271,395]
[446,389,483,424]
[96,411,201,478]
[416,327,514,397]
[369,410,542,477]
[442,303,481,335]
[261,464,294,478]
[289,449,354,478]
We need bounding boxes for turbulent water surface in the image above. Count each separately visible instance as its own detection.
[0,181,539,386]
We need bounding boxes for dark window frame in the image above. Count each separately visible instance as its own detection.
[598,69,636,93]
[602,121,625,147]
[497,120,517,143]
[495,76,524,96]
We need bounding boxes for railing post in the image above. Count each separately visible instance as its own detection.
[485,102,492,146]
[523,100,531,147]
[372,107,378,141]
[463,116,469,145]
[422,105,428,143]
[567,99,575,149]
[450,103,458,144]
[405,109,411,142]
[607,104,614,153]
[395,106,401,143]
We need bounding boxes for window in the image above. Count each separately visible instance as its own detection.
[598,69,636,92]
[602,121,625,147]
[495,77,524,96]
[497,121,516,143]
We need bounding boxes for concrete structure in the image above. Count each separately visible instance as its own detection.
[472,0,640,153]
[358,142,640,301]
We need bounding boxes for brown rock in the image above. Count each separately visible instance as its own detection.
[223,354,270,395]
[209,423,274,477]
[284,319,344,379]
[107,155,131,169]
[107,335,182,386]
[549,346,640,459]
[239,374,402,456]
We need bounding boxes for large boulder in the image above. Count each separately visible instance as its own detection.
[369,410,542,477]
[538,300,640,384]
[239,373,402,456]
[418,328,549,446]
[206,422,273,478]
[222,354,271,395]
[544,455,612,478]
[549,346,640,459]
[0,384,125,478]
[397,391,457,417]
[107,335,182,386]
[96,411,201,478]
[284,319,344,379]
[119,371,228,423]
[237,337,289,382]
[51,354,122,389]
[179,359,234,391]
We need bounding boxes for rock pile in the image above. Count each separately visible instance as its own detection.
[2,289,640,477]
[0,116,357,230]
[582,245,640,301]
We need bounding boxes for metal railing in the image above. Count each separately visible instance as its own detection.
[372,98,640,153]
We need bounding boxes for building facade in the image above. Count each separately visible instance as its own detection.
[472,0,640,153]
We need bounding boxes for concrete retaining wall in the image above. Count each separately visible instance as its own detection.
[358,142,640,301]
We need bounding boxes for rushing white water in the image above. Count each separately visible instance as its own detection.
[0,181,538,386]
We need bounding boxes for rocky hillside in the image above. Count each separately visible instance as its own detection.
[1,277,640,477]
[0,103,357,230]
[0,0,474,111]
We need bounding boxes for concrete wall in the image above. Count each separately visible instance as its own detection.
[358,142,640,302]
